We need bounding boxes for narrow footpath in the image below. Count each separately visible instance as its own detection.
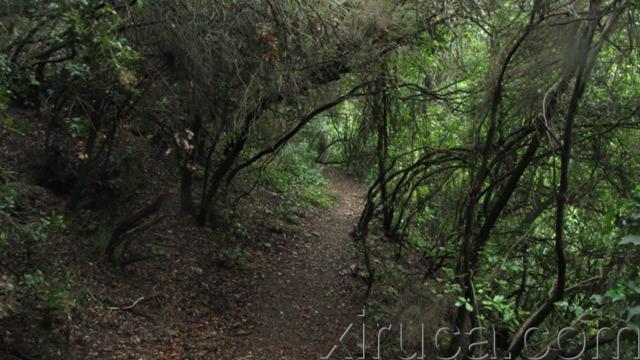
[230,168,366,359]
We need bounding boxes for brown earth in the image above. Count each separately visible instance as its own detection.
[1,111,371,359]
[7,167,367,359]
[227,167,366,359]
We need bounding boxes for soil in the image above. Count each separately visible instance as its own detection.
[1,167,368,360]
[227,167,366,359]
[1,110,372,359]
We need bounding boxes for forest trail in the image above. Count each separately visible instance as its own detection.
[230,167,365,359]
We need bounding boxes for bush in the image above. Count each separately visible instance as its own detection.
[262,140,335,208]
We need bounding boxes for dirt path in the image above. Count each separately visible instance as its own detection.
[229,167,365,359]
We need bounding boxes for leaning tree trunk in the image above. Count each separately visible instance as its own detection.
[374,76,393,238]
[197,119,253,225]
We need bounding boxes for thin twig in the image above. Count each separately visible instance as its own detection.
[106,296,146,310]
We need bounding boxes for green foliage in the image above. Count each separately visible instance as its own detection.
[262,140,335,208]
[0,185,77,333]
[335,3,640,357]
[0,183,18,211]
[0,0,638,357]
[22,269,78,318]
[365,298,389,323]
[0,112,30,135]
[618,186,640,246]
[63,117,85,138]
[59,1,139,90]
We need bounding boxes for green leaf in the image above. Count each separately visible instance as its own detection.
[465,302,474,312]
[627,305,640,322]
[2,114,13,128]
[620,234,640,245]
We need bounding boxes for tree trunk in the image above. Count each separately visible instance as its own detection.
[179,112,202,215]
[373,75,392,237]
